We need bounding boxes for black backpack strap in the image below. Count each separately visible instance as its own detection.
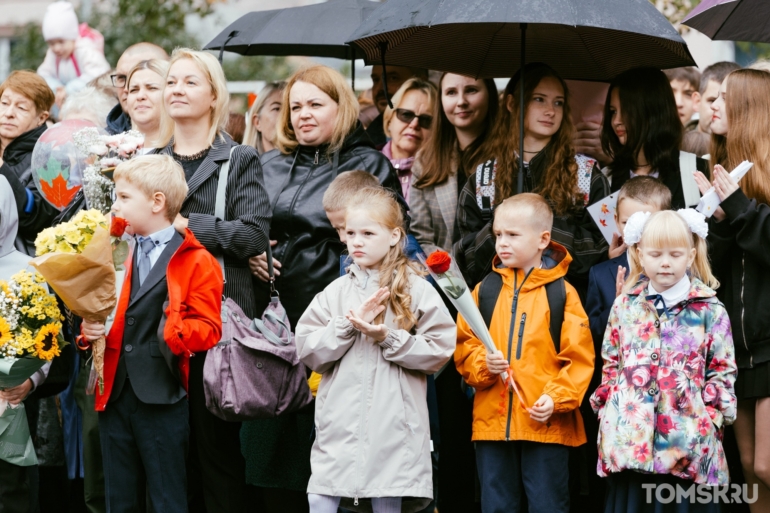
[478,271,503,328]
[545,277,566,353]
[477,159,496,223]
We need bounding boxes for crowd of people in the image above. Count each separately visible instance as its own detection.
[2,2,770,513]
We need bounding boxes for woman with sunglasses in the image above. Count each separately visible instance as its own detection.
[381,79,438,204]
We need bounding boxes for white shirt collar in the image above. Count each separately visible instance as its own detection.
[648,275,690,306]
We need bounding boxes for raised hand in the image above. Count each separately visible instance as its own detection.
[615,265,627,298]
[346,287,390,342]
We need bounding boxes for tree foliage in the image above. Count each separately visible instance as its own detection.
[651,0,701,33]
[88,0,214,65]
[9,23,48,72]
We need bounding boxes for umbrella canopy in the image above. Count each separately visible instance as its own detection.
[346,0,695,80]
[683,0,770,43]
[204,0,381,59]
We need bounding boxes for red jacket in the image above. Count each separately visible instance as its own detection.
[95,228,223,411]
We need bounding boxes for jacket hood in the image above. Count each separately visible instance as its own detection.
[0,175,19,257]
[106,104,131,135]
[2,124,46,164]
[492,241,571,292]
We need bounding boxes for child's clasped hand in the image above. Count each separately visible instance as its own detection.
[530,394,555,423]
[485,349,509,375]
[81,319,106,342]
[346,287,391,342]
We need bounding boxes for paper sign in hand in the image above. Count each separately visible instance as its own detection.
[587,192,619,244]
[696,161,754,218]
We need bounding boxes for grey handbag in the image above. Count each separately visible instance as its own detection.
[202,149,313,421]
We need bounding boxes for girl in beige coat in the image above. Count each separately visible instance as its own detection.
[296,187,456,513]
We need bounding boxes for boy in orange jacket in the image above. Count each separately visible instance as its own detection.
[82,155,223,513]
[455,193,594,513]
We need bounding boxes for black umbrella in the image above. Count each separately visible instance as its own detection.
[347,0,695,192]
[204,0,382,88]
[683,0,770,44]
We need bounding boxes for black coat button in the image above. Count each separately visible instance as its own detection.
[125,344,133,353]
[127,317,135,326]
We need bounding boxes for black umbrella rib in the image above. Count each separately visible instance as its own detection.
[476,22,508,79]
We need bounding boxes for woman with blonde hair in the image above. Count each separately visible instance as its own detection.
[380,78,437,204]
[155,47,271,513]
[694,68,770,512]
[245,64,400,512]
[243,81,286,154]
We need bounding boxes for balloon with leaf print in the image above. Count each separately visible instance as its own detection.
[31,119,98,211]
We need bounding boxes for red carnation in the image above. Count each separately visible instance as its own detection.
[110,217,128,237]
[426,250,451,275]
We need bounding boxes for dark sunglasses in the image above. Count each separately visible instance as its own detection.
[395,109,433,129]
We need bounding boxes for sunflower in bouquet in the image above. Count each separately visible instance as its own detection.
[0,270,65,376]
[0,270,64,467]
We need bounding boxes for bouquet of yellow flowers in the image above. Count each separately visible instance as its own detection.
[32,209,126,394]
[0,270,64,466]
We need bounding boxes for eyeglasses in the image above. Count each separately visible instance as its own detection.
[395,109,433,129]
[110,74,128,88]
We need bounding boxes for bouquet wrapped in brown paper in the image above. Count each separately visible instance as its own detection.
[31,209,128,394]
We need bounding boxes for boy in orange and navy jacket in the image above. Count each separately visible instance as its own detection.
[82,155,222,513]
[455,193,594,513]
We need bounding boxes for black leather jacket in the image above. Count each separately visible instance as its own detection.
[258,124,400,326]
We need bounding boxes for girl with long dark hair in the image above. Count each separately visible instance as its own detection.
[601,67,685,209]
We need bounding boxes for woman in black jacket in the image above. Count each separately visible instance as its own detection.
[600,67,686,209]
[0,71,59,256]
[696,69,770,512]
[246,64,399,512]
[156,48,270,513]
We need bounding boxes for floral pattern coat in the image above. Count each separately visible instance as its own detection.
[590,278,737,485]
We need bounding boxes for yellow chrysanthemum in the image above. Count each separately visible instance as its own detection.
[33,324,61,360]
[0,317,12,347]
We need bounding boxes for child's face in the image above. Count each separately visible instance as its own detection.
[609,88,626,145]
[637,243,696,292]
[112,179,166,237]
[47,39,76,59]
[326,209,346,243]
[710,80,729,136]
[345,208,400,270]
[493,208,550,272]
[669,79,700,126]
[615,198,659,241]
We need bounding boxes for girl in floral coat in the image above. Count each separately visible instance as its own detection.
[591,210,737,512]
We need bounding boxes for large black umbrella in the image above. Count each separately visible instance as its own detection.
[204,0,382,87]
[347,0,695,192]
[683,0,770,43]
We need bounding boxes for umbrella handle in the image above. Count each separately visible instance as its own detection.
[219,30,240,64]
[518,23,527,195]
[378,41,394,110]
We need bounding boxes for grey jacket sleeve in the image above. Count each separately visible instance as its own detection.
[295,285,358,374]
[378,279,456,374]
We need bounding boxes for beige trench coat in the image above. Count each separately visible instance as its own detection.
[295,265,455,510]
